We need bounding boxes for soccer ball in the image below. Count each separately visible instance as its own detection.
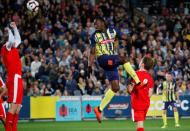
[27,0,39,12]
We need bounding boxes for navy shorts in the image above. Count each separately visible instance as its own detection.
[163,101,177,110]
[97,55,119,82]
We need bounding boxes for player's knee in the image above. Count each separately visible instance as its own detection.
[112,86,120,93]
[173,107,178,112]
[119,56,128,65]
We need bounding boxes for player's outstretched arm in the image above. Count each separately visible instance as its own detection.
[89,47,95,67]
[6,27,15,51]
[175,86,181,104]
[10,22,21,47]
[87,47,95,77]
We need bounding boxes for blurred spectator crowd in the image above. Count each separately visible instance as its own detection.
[0,0,190,97]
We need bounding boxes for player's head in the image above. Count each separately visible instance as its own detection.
[139,56,153,70]
[166,72,173,82]
[94,17,106,31]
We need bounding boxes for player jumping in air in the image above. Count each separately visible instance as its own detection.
[88,17,146,123]
[0,77,7,128]
[1,22,23,131]
[157,72,180,128]
[127,56,154,131]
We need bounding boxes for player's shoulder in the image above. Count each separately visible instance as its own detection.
[90,32,97,39]
[136,71,153,81]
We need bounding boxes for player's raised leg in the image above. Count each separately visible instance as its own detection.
[119,56,147,88]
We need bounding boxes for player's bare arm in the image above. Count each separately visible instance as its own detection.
[157,84,162,95]
[0,86,7,99]
[149,88,153,98]
[89,47,95,67]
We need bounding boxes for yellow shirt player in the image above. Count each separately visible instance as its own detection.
[88,17,146,123]
[157,72,180,128]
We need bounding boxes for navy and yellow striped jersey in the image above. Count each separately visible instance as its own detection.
[158,81,177,102]
[90,26,123,57]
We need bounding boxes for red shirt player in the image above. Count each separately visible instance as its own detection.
[0,77,7,128]
[1,22,22,131]
[127,56,154,131]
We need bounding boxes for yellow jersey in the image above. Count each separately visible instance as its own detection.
[90,26,122,57]
[159,81,177,102]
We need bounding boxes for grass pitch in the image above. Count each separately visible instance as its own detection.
[0,118,190,131]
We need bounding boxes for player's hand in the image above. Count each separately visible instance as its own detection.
[127,84,134,94]
[177,100,181,104]
[10,22,17,28]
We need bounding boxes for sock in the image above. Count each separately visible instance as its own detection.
[12,113,19,131]
[99,89,115,111]
[6,112,14,131]
[123,62,140,84]
[174,111,179,124]
[162,113,167,125]
[137,128,144,131]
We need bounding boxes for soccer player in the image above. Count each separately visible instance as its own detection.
[157,72,180,128]
[89,17,146,123]
[127,56,154,131]
[1,22,23,131]
[0,77,7,128]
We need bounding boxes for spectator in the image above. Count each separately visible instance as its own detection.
[65,74,78,96]
[77,77,86,95]
[92,81,102,96]
[184,83,190,95]
[119,77,127,95]
[21,51,31,72]
[54,89,62,97]
[31,56,41,77]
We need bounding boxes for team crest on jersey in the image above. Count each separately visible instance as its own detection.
[110,33,114,38]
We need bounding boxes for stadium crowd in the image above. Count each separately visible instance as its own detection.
[0,0,190,97]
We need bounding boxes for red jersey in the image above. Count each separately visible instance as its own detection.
[1,45,22,76]
[131,71,154,110]
[0,77,5,103]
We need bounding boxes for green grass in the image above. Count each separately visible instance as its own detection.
[0,119,190,131]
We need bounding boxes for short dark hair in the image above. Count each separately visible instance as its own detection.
[95,17,105,24]
[166,72,172,75]
[142,56,154,70]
